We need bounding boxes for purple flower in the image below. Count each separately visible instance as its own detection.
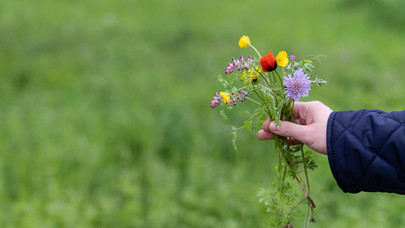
[225,63,235,74]
[290,55,296,61]
[228,93,237,106]
[283,68,311,101]
[238,56,249,70]
[230,58,240,71]
[237,90,248,102]
[247,56,254,64]
[243,62,249,70]
[245,56,254,70]
[224,56,254,74]
[210,90,249,108]
[210,93,222,108]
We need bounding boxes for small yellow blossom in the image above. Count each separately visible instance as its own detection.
[240,67,261,83]
[276,51,289,67]
[251,67,261,79]
[238,36,251,48]
[219,91,230,104]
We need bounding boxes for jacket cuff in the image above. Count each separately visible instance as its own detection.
[326,111,355,193]
[326,109,405,194]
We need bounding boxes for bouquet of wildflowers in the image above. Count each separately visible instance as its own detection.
[210,36,326,227]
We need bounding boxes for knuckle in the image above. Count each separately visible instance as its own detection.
[311,100,322,107]
[281,123,293,136]
[262,118,271,131]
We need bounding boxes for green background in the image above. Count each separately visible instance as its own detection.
[0,0,405,227]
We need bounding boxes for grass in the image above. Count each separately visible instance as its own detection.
[0,0,404,227]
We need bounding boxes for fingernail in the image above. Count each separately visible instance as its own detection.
[257,130,263,140]
[269,122,280,131]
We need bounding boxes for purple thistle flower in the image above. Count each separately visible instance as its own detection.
[283,68,311,101]
[210,93,222,108]
[290,55,296,61]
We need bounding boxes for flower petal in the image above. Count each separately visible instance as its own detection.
[260,50,277,72]
[238,36,251,48]
[276,51,289,67]
[219,91,231,104]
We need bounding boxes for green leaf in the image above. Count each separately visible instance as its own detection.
[231,125,239,150]
[243,120,251,132]
[219,109,228,120]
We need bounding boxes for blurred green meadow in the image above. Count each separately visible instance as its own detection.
[0,0,405,227]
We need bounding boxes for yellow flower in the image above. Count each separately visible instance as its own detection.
[276,51,289,67]
[238,36,251,48]
[240,67,261,83]
[219,91,230,104]
[251,67,261,79]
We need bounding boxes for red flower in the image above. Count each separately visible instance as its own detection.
[260,50,277,72]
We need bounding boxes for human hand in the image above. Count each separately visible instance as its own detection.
[257,101,333,154]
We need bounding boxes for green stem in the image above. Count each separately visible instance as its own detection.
[304,202,310,228]
[283,145,296,177]
[290,100,295,120]
[270,71,279,87]
[287,197,306,218]
[274,70,283,86]
[234,85,248,92]
[252,85,264,102]
[301,145,310,195]
[295,176,316,209]
[252,85,273,122]
[262,75,273,88]
[280,162,287,194]
[255,84,267,104]
[246,97,261,106]
[254,68,273,88]
[249,44,262,59]
[277,136,282,175]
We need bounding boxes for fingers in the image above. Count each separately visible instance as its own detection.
[292,102,310,123]
[257,130,274,140]
[258,119,308,143]
[259,101,315,142]
[257,129,300,144]
[257,101,332,154]
[262,102,309,132]
[269,120,309,144]
[262,118,271,132]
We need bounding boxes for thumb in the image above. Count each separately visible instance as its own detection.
[269,121,309,143]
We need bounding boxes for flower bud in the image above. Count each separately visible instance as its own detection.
[238,35,251,48]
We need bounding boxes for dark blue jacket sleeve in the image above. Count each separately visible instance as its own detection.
[327,109,405,194]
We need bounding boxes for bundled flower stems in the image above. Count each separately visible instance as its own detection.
[210,36,326,227]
